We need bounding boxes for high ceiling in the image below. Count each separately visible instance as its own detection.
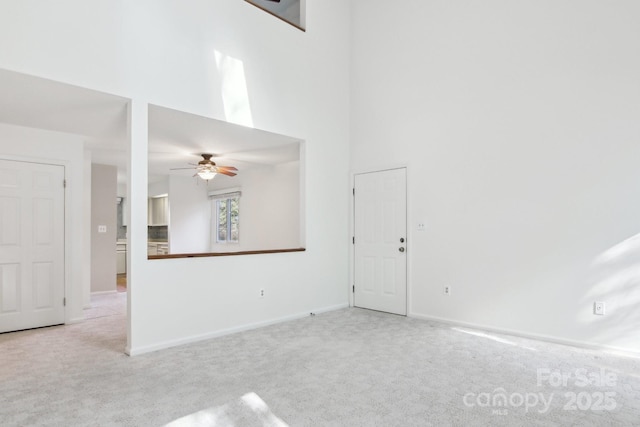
[0,69,302,185]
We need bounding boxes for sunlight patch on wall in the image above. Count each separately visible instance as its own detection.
[592,233,640,265]
[586,231,640,303]
[577,232,640,328]
[214,51,254,128]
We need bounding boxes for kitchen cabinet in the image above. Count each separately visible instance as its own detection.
[116,242,127,274]
[147,243,157,256]
[148,196,169,226]
[147,241,169,256]
[157,242,169,255]
[122,197,128,227]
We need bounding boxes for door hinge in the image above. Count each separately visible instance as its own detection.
[63,297,66,306]
[352,285,355,293]
[352,236,355,244]
[63,179,67,188]
[352,188,355,196]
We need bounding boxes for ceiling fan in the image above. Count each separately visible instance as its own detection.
[171,154,238,181]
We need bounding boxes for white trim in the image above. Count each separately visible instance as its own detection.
[66,317,85,325]
[0,155,71,326]
[409,312,640,358]
[350,166,409,314]
[125,303,349,356]
[208,187,242,199]
[298,140,306,248]
[351,162,410,177]
[91,290,118,296]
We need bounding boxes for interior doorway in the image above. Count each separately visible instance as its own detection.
[353,168,407,315]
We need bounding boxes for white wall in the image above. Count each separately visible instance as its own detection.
[351,0,640,353]
[148,178,169,198]
[0,0,351,354]
[0,123,87,324]
[168,175,211,253]
[166,160,300,254]
[90,163,117,293]
[117,183,127,198]
[209,160,300,252]
[83,149,92,307]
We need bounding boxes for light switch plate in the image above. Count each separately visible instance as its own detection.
[98,225,107,233]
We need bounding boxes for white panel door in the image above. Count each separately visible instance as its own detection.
[354,168,407,315]
[0,159,65,333]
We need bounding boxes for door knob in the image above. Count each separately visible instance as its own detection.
[399,247,405,252]
[400,238,405,243]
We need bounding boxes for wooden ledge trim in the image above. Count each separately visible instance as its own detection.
[148,247,306,260]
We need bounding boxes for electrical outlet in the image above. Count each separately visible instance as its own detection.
[444,286,451,296]
[594,301,605,315]
[417,223,426,231]
[98,225,107,233]
[260,289,265,298]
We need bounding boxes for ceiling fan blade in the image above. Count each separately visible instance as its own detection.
[170,154,241,179]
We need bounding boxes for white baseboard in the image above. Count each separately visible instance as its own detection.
[309,303,349,316]
[409,312,640,358]
[126,303,349,356]
[66,317,85,325]
[91,290,118,296]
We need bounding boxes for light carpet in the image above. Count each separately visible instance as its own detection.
[1,292,639,426]
[165,392,288,427]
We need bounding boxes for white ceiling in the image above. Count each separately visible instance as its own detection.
[0,69,302,185]
[148,105,301,182]
[0,68,129,144]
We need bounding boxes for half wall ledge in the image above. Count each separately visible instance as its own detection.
[148,247,306,260]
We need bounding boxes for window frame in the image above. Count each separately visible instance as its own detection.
[209,188,241,245]
[215,196,239,244]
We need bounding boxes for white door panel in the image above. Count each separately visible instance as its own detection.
[0,160,65,333]
[354,168,407,315]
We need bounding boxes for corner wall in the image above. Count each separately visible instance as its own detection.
[90,163,117,293]
[0,0,352,354]
[209,161,301,253]
[350,0,640,353]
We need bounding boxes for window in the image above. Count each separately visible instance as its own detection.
[245,0,305,31]
[210,190,241,244]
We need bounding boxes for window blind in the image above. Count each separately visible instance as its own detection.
[208,188,241,200]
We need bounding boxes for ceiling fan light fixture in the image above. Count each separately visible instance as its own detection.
[170,154,237,180]
[197,168,217,181]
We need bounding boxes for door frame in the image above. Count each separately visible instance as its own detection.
[349,165,410,313]
[0,155,69,325]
